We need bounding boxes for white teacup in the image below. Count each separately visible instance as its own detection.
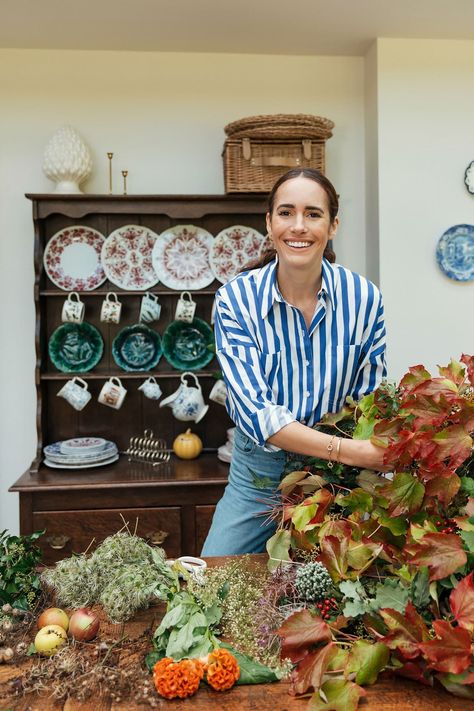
[160,372,208,423]
[139,292,161,324]
[175,291,196,323]
[57,377,91,411]
[61,292,85,323]
[138,376,163,401]
[101,292,122,324]
[209,379,227,406]
[98,376,127,409]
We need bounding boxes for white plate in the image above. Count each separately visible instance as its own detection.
[44,454,119,470]
[102,225,160,290]
[60,437,108,455]
[152,224,215,290]
[43,226,107,291]
[209,225,267,284]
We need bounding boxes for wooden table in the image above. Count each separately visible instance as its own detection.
[0,557,468,711]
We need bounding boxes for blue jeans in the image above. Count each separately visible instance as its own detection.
[201,428,287,555]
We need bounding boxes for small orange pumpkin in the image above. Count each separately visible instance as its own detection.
[173,429,203,460]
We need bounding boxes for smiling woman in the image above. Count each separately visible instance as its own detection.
[201,168,388,557]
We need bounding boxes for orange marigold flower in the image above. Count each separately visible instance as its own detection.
[206,648,240,691]
[153,657,204,699]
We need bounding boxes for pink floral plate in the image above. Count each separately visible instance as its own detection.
[102,225,159,290]
[43,226,107,291]
[209,225,268,284]
[152,224,215,290]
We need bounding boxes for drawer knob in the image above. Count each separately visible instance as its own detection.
[46,534,70,550]
[147,530,169,545]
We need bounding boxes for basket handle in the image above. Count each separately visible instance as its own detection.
[242,138,313,166]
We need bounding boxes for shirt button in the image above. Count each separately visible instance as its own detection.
[305,391,310,397]
[305,360,310,366]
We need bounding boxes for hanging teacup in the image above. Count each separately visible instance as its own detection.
[159,372,208,423]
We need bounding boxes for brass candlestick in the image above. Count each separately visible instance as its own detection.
[107,152,114,194]
[121,170,128,195]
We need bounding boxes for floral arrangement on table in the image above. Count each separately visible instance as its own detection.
[0,354,473,710]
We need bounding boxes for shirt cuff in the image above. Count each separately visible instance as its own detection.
[251,406,296,452]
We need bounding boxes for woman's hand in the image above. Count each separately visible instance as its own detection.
[340,438,390,472]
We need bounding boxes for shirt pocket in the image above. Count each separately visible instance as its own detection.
[327,344,362,411]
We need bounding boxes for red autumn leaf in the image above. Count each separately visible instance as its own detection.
[318,535,349,582]
[290,642,337,695]
[396,660,433,686]
[318,518,353,542]
[418,620,472,674]
[399,364,432,393]
[457,400,474,432]
[405,532,467,581]
[277,609,332,663]
[379,602,430,660]
[430,425,473,470]
[461,353,474,387]
[423,472,461,506]
[438,358,469,387]
[450,573,474,634]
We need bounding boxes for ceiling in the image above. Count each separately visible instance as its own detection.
[1,0,473,56]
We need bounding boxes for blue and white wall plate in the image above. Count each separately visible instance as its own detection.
[436,224,474,281]
[464,161,474,194]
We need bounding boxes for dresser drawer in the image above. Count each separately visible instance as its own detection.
[33,507,181,564]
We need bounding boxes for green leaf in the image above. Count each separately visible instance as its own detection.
[308,678,366,711]
[410,568,430,609]
[145,649,165,672]
[346,640,389,685]
[338,489,373,515]
[460,477,474,496]
[249,469,274,490]
[437,671,474,699]
[461,531,474,553]
[165,610,208,658]
[381,472,425,516]
[266,529,291,572]
[369,578,410,614]
[154,602,188,636]
[374,508,408,536]
[340,580,369,617]
[353,413,375,440]
[220,642,279,684]
[203,602,221,627]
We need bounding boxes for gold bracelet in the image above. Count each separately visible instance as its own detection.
[327,434,337,469]
[335,437,341,464]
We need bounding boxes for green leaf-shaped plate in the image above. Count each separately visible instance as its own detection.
[112,324,162,372]
[162,318,214,371]
[48,322,104,373]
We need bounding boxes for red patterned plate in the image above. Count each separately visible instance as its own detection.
[43,226,106,291]
[102,225,159,290]
[210,225,267,284]
[152,225,215,290]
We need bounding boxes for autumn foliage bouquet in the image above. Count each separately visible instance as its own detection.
[266,354,474,709]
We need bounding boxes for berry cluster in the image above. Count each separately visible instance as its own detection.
[436,517,459,535]
[295,562,332,602]
[316,597,338,620]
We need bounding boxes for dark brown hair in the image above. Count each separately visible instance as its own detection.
[244,168,338,271]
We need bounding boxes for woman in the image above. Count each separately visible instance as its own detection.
[202,168,387,555]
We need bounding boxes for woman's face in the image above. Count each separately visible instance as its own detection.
[266,176,338,272]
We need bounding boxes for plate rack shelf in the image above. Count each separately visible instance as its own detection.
[10,193,267,562]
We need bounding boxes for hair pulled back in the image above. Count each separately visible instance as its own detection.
[244,168,338,271]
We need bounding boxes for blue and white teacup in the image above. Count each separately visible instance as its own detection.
[57,377,91,411]
[139,292,161,324]
[138,376,163,401]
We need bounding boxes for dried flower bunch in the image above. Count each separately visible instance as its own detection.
[152,648,240,699]
[41,532,177,622]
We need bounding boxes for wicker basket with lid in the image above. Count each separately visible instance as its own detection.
[223,113,334,193]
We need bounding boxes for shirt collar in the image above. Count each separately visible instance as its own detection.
[256,257,337,319]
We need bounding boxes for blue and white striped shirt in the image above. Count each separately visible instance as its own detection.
[214,258,387,451]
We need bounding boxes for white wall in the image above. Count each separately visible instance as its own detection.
[0,49,365,534]
[375,39,474,381]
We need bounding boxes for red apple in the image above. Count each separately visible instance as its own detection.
[37,607,69,632]
[68,608,100,641]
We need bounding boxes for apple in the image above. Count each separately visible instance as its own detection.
[68,608,100,641]
[37,607,69,632]
[34,624,68,656]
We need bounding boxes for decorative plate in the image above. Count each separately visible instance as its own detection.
[60,437,108,455]
[464,161,474,194]
[436,224,474,281]
[43,226,107,291]
[152,225,215,290]
[48,322,104,372]
[210,225,267,283]
[44,454,119,470]
[162,318,214,371]
[102,224,160,290]
[44,441,117,464]
[112,324,162,371]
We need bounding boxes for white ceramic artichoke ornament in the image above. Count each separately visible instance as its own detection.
[42,126,92,193]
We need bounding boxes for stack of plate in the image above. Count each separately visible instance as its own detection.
[43,437,118,469]
[217,427,235,464]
